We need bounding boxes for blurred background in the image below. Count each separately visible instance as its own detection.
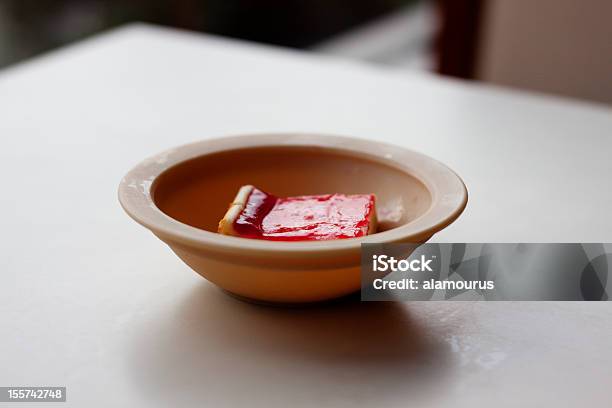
[1,0,611,105]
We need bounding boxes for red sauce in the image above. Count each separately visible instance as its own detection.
[233,187,375,241]
[233,188,278,238]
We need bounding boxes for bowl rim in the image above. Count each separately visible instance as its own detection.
[118,133,467,260]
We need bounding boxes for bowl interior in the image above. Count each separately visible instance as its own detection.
[152,146,432,235]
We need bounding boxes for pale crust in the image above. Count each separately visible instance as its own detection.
[217,185,254,236]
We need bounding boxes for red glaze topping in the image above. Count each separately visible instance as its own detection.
[233,187,375,241]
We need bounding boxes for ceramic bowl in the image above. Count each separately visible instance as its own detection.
[118,134,467,303]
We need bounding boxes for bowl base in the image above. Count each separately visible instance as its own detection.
[220,288,361,308]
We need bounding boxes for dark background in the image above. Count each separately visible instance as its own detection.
[0,0,411,68]
[2,0,611,105]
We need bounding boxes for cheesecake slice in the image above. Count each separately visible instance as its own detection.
[218,185,377,241]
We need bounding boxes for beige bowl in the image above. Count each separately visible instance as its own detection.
[118,134,467,303]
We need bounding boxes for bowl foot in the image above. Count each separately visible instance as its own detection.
[219,288,360,308]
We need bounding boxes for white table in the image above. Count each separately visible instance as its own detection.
[1,24,612,407]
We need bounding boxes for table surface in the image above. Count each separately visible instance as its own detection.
[1,23,612,408]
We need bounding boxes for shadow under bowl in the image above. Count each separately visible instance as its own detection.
[119,133,467,303]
